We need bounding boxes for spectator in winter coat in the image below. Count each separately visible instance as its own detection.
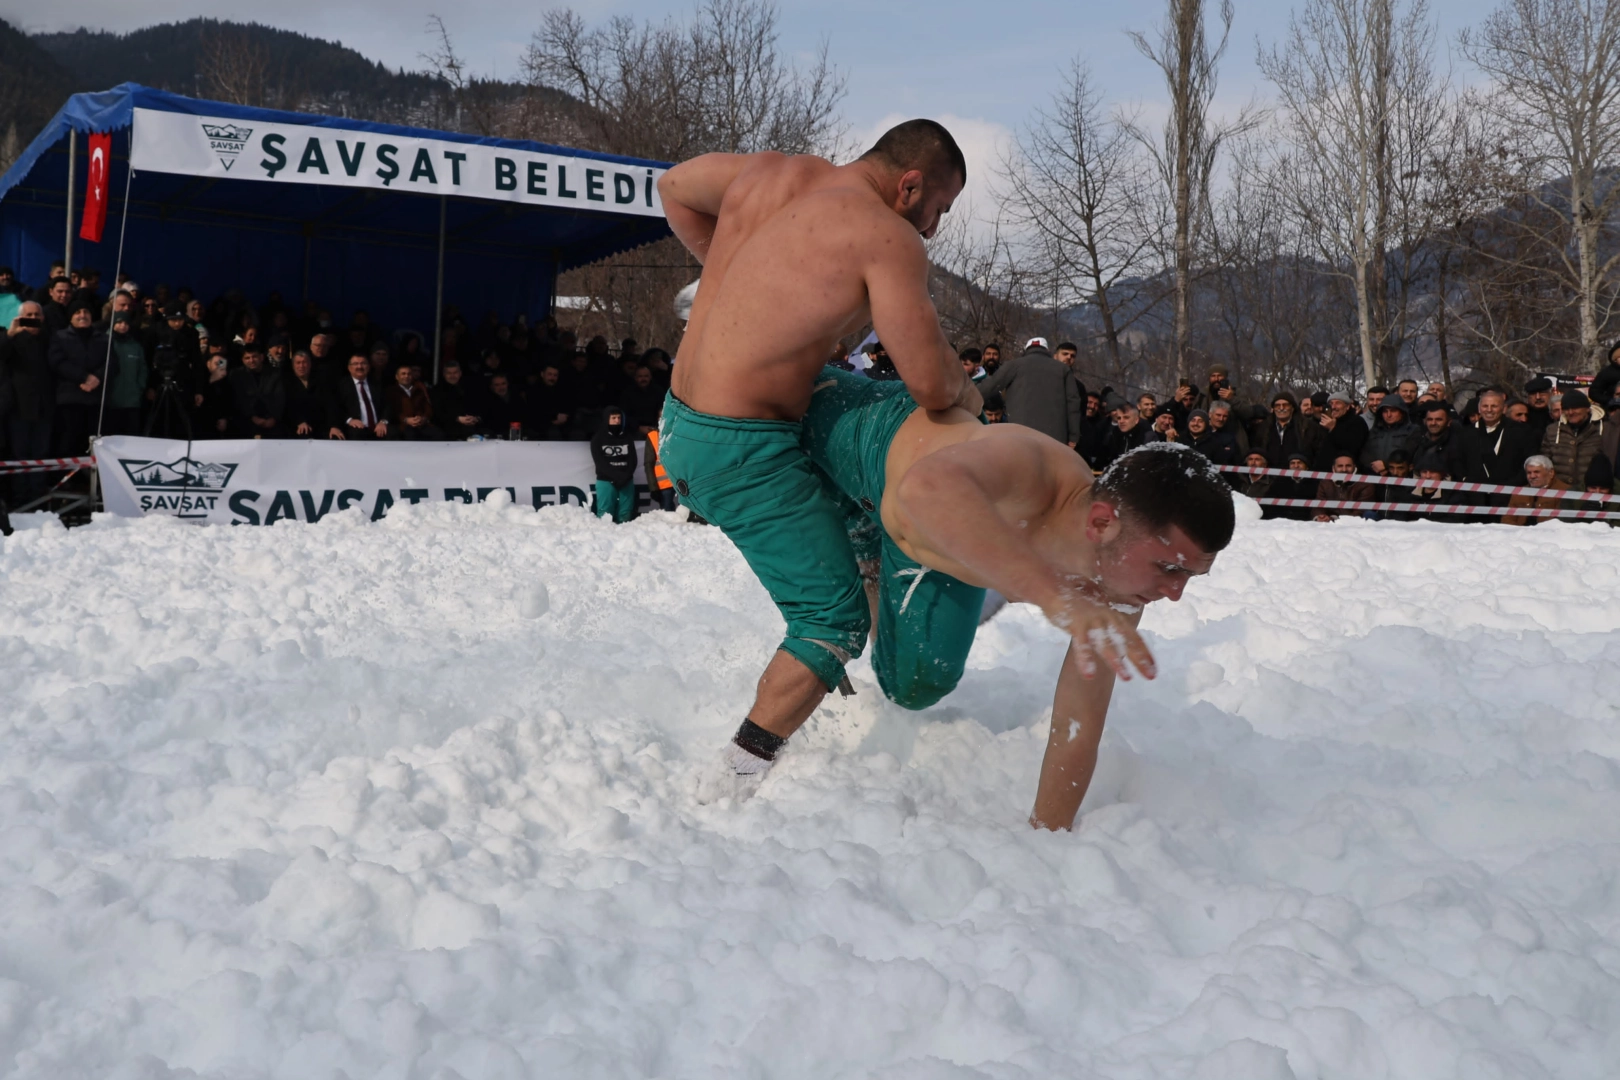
[102,312,149,436]
[974,338,1084,447]
[229,343,285,438]
[1360,396,1422,475]
[1318,392,1368,467]
[621,365,665,435]
[591,406,639,523]
[1267,451,1316,520]
[479,373,520,437]
[1413,401,1470,480]
[385,363,440,441]
[1180,409,1241,468]
[40,277,73,338]
[1408,448,1467,519]
[1314,455,1378,521]
[283,350,329,437]
[522,363,573,441]
[1095,396,1157,469]
[1374,449,1422,521]
[48,298,112,456]
[1,301,54,501]
[1236,450,1274,503]
[1260,391,1325,468]
[194,353,233,438]
[1540,390,1607,489]
[431,360,482,441]
[1464,388,1538,489]
[1584,455,1617,527]
[1207,400,1251,456]
[1505,455,1570,525]
[1522,377,1555,438]
[1588,341,1620,409]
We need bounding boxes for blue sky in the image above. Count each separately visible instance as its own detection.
[14,0,1490,208]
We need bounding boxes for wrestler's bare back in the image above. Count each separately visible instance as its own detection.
[880,408,1101,590]
[663,152,964,420]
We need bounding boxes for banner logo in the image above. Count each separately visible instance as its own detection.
[201,122,253,171]
[120,455,239,518]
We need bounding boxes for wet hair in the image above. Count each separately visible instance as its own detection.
[1094,442,1235,553]
[860,119,967,185]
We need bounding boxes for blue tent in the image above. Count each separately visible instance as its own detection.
[0,83,672,346]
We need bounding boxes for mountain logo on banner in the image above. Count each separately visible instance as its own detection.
[201,123,253,171]
[121,456,238,491]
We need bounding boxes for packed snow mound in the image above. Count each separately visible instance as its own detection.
[2,504,1619,1079]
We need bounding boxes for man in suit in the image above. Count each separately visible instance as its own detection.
[328,352,388,440]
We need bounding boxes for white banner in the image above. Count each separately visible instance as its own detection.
[130,107,666,218]
[95,436,615,526]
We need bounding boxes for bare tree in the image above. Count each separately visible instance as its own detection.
[1001,61,1164,371]
[1259,0,1448,389]
[524,0,845,161]
[1129,0,1258,380]
[926,206,1039,352]
[1463,0,1620,371]
[198,24,274,108]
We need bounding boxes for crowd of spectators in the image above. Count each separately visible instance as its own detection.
[940,335,1620,525]
[0,264,678,511]
[5,265,1618,527]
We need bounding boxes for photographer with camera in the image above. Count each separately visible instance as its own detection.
[1,301,55,502]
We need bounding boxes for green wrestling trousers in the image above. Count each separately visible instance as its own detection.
[802,367,988,710]
[658,391,869,691]
[593,480,637,523]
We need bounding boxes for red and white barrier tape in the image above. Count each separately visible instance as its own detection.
[0,455,96,475]
[1215,463,1620,504]
[1251,496,1620,521]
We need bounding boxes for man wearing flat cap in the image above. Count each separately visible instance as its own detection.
[1522,377,1555,438]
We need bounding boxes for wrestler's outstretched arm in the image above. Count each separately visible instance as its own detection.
[1028,622,1135,831]
[890,436,1155,681]
[657,153,754,263]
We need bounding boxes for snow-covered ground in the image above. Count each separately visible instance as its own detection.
[2,501,1618,1079]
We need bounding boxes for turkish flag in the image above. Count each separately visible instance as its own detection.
[79,132,112,244]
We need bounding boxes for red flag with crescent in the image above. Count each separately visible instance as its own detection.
[79,132,112,243]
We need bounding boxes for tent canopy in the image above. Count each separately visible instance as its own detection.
[0,83,672,333]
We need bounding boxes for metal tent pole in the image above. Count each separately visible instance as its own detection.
[433,195,446,383]
[64,130,76,271]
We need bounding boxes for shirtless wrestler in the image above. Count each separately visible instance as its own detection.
[656,120,982,785]
[756,367,1236,829]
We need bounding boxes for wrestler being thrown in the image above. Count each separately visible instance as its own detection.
[710,374,1235,831]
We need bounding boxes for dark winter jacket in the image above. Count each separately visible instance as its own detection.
[1590,361,1620,407]
[1321,413,1369,466]
[1187,426,1242,467]
[1463,419,1538,487]
[590,411,638,485]
[229,365,286,430]
[1540,415,1608,489]
[1412,424,1470,481]
[976,345,1084,445]
[1359,401,1422,472]
[1094,421,1160,471]
[48,325,115,407]
[0,329,54,421]
[1261,414,1326,469]
[283,373,330,435]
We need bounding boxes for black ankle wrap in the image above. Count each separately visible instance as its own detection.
[733,719,787,761]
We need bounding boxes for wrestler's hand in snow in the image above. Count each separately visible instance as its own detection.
[1040,579,1155,681]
